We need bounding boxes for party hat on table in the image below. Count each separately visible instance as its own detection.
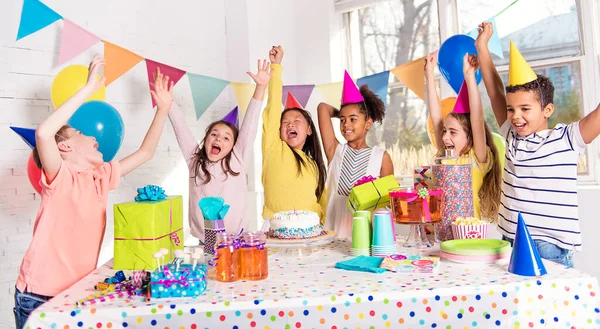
[10,126,36,149]
[284,92,304,110]
[508,212,547,277]
[452,81,470,114]
[341,70,364,105]
[222,106,239,129]
[508,41,537,87]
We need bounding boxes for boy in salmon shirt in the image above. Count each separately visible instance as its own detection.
[14,55,174,329]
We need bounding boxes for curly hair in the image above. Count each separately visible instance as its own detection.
[506,75,554,109]
[341,85,386,123]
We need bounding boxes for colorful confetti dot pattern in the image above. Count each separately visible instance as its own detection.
[25,239,600,328]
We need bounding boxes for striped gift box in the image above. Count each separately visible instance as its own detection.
[451,223,490,239]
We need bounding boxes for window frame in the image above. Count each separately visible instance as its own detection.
[336,0,600,184]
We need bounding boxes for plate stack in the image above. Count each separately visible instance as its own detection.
[440,239,511,264]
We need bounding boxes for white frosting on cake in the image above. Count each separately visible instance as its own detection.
[269,210,322,239]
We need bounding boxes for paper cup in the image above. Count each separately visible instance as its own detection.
[352,217,371,249]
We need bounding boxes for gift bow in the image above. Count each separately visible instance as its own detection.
[354,175,377,187]
[170,232,181,246]
[390,188,443,222]
[153,267,204,288]
[135,185,167,202]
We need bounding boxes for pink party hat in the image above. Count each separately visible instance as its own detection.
[453,81,470,114]
[341,70,364,105]
[284,92,304,110]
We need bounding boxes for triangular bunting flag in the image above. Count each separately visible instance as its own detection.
[222,106,239,128]
[315,82,343,108]
[16,0,62,41]
[145,59,187,107]
[357,71,390,104]
[10,126,36,149]
[230,82,255,117]
[467,18,504,59]
[188,73,230,120]
[104,42,144,86]
[390,57,425,100]
[282,85,314,109]
[58,20,101,65]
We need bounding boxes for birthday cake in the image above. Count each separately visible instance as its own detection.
[269,210,323,239]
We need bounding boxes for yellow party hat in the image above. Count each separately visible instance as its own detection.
[508,41,537,86]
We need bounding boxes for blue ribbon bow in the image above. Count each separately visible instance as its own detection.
[135,185,167,202]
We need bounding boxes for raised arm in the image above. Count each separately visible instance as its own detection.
[236,59,270,159]
[119,68,172,176]
[380,151,394,177]
[36,55,106,182]
[262,46,284,152]
[317,102,340,163]
[475,22,507,126]
[168,102,198,165]
[464,54,487,164]
[424,53,444,150]
[578,103,600,144]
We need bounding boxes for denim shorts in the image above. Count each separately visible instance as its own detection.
[13,288,52,329]
[502,236,574,268]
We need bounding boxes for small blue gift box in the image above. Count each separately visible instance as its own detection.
[150,263,207,298]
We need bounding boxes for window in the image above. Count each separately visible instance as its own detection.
[339,0,597,181]
[344,0,440,177]
[458,0,587,175]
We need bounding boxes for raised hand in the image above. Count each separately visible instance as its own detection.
[150,67,174,112]
[463,53,480,78]
[247,59,271,87]
[269,45,284,65]
[86,54,107,92]
[424,53,436,79]
[475,22,493,49]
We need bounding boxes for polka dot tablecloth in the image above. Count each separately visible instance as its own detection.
[26,239,600,329]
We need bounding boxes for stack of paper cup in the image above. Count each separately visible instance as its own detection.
[371,212,397,256]
[351,216,371,256]
[374,210,396,242]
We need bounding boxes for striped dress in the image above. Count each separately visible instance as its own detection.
[324,144,384,239]
[497,120,586,251]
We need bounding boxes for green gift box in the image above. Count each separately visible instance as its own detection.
[114,196,184,270]
[347,175,399,212]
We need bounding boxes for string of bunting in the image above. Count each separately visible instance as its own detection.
[15,0,519,120]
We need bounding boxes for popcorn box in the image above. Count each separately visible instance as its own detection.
[451,223,490,239]
[150,263,207,298]
[114,196,184,270]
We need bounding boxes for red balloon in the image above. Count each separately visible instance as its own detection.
[27,152,42,194]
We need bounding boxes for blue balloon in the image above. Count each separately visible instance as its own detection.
[438,34,482,94]
[68,100,124,161]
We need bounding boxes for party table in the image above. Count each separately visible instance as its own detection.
[25,239,600,329]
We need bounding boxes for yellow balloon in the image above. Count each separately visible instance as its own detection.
[51,65,105,109]
[427,97,456,149]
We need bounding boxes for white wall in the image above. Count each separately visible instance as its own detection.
[0,0,237,327]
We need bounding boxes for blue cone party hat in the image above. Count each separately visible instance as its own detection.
[10,126,36,149]
[508,213,547,276]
